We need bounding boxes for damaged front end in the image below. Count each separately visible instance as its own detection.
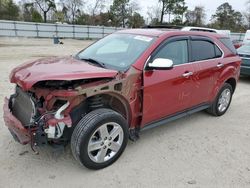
[4,62,143,153]
[4,85,83,152]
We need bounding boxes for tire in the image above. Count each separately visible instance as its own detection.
[207,83,233,116]
[71,108,129,170]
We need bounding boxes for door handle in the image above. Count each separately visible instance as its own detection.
[217,63,224,68]
[182,72,193,78]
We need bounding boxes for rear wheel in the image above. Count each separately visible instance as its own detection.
[71,108,128,169]
[207,83,233,116]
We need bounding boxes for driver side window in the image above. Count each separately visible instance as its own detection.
[153,40,189,66]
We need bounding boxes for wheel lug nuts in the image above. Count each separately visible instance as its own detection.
[104,137,107,140]
[101,142,104,146]
[109,137,112,140]
[103,146,106,149]
[108,143,111,146]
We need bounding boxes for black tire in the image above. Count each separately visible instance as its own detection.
[207,83,233,116]
[71,108,129,170]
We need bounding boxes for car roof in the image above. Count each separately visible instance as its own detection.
[116,29,167,37]
[116,29,227,39]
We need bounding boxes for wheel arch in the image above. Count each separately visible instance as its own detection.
[225,77,236,93]
[210,75,237,103]
[87,92,132,127]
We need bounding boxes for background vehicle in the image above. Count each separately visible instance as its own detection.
[3,29,241,169]
[181,27,231,37]
[181,26,218,33]
[232,40,243,49]
[145,26,231,37]
[243,30,250,44]
[217,30,231,37]
[237,43,250,76]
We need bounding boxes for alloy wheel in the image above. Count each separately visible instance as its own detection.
[87,122,124,163]
[217,88,231,113]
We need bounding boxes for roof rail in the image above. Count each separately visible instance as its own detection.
[142,25,183,29]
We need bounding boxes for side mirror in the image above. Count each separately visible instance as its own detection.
[147,58,174,70]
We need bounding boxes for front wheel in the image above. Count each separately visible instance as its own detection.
[207,83,233,116]
[71,108,129,169]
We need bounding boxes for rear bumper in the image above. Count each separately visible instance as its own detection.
[240,65,250,76]
[3,97,30,145]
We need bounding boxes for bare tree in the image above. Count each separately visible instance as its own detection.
[89,0,106,16]
[128,1,139,13]
[85,0,106,25]
[35,0,56,22]
[60,0,84,24]
[159,0,176,23]
[147,3,162,24]
[110,0,130,28]
[185,6,206,26]
[244,13,250,28]
[244,0,250,28]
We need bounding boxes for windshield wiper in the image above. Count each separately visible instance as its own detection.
[79,58,106,68]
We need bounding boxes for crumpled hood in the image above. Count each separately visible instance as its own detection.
[10,56,118,90]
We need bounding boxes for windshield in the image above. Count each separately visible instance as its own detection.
[76,33,155,71]
[238,43,250,54]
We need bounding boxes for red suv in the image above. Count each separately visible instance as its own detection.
[3,29,241,169]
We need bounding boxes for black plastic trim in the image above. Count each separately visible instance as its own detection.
[141,103,210,131]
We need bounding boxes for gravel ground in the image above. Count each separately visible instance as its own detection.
[0,37,250,188]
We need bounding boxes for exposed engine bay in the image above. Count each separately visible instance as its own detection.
[8,86,76,152]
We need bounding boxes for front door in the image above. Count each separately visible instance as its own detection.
[141,37,194,126]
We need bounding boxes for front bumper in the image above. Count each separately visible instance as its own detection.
[3,97,31,144]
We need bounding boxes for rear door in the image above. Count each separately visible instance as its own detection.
[142,36,195,126]
[190,37,224,106]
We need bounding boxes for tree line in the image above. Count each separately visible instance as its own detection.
[0,0,249,32]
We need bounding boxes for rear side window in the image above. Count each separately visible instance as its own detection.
[191,40,223,61]
[219,38,237,54]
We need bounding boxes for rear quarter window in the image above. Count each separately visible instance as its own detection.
[191,40,216,61]
[215,45,223,57]
[219,38,237,55]
[191,39,223,61]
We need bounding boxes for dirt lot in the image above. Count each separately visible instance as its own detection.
[0,37,250,188]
